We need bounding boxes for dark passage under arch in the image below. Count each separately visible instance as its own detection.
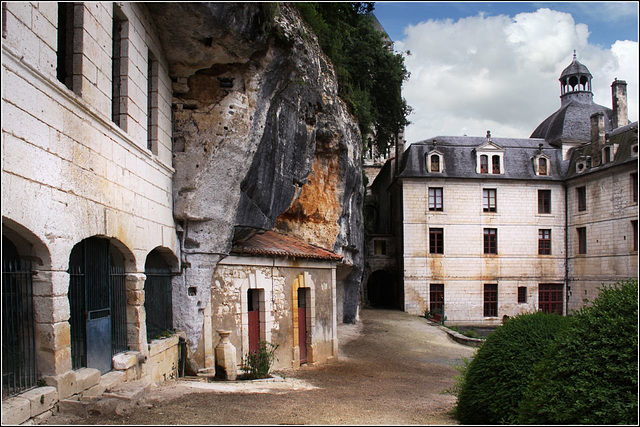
[366,270,401,309]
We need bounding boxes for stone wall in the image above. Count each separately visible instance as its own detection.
[401,177,566,324]
[2,2,179,420]
[567,162,639,311]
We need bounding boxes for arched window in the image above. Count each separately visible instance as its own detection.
[430,155,440,172]
[480,155,488,173]
[492,155,501,174]
[539,157,548,175]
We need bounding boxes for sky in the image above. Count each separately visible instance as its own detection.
[373,1,639,145]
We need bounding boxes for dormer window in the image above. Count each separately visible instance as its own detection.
[539,158,547,175]
[632,143,638,157]
[603,146,611,163]
[426,151,444,173]
[492,155,500,174]
[480,155,488,173]
[576,160,586,173]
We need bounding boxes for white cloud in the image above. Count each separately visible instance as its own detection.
[396,8,639,145]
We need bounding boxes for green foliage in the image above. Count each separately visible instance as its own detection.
[455,312,569,424]
[295,2,410,155]
[448,326,482,339]
[241,341,279,379]
[518,279,639,425]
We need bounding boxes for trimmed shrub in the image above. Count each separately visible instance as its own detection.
[518,279,638,425]
[455,312,569,424]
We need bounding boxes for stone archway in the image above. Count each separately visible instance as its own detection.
[366,270,400,309]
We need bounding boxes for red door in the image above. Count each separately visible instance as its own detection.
[297,288,307,364]
[248,289,260,354]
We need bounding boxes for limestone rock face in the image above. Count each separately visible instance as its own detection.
[146,3,364,370]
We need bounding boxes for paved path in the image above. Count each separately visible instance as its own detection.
[55,308,476,425]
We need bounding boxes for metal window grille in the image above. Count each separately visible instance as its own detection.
[2,258,37,397]
[144,260,173,341]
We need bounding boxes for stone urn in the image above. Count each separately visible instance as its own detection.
[214,330,237,380]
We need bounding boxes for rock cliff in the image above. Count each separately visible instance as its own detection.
[146,3,364,370]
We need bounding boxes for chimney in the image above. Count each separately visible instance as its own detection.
[611,79,629,129]
[394,131,406,176]
[590,112,606,166]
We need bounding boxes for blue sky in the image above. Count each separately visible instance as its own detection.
[372,2,639,142]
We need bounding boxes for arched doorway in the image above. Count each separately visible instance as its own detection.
[2,235,37,396]
[68,237,128,374]
[366,270,400,309]
[144,249,174,341]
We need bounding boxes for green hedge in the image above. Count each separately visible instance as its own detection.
[455,312,569,424]
[518,279,638,424]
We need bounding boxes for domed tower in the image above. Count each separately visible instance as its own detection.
[531,52,613,159]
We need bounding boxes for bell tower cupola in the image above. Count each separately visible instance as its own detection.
[559,51,593,105]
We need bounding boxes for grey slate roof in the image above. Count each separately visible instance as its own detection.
[530,96,613,144]
[560,57,592,79]
[398,136,568,181]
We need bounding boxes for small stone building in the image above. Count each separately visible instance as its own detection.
[203,231,341,371]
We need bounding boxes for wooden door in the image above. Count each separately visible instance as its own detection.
[248,289,260,354]
[297,288,307,364]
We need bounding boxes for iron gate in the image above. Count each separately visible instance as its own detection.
[68,238,127,373]
[2,257,37,397]
[144,253,173,341]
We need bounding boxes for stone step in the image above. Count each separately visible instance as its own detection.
[57,399,91,419]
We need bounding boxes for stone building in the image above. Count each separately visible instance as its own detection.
[367,55,638,324]
[2,2,363,424]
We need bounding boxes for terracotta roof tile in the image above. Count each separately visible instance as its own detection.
[231,230,342,261]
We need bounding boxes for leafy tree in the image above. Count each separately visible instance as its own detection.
[518,279,638,425]
[295,2,410,155]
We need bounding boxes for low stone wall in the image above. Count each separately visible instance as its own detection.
[144,334,181,384]
[2,334,181,425]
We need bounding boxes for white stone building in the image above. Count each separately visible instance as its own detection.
[2,2,180,422]
[367,56,638,325]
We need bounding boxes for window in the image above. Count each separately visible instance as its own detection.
[538,229,551,255]
[576,186,586,211]
[429,228,444,254]
[56,2,76,91]
[632,220,638,252]
[538,157,547,175]
[483,189,497,212]
[483,228,497,254]
[632,173,638,203]
[480,155,488,173]
[112,6,128,128]
[431,155,440,172]
[374,240,386,255]
[147,50,159,153]
[538,189,551,214]
[603,146,611,163]
[492,155,501,174]
[577,227,587,254]
[518,286,527,304]
[429,284,444,317]
[539,284,563,315]
[429,187,443,212]
[484,284,498,317]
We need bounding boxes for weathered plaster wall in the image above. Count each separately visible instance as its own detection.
[566,163,639,311]
[145,3,363,371]
[401,178,567,324]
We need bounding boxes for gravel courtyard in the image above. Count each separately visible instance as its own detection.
[51,308,476,425]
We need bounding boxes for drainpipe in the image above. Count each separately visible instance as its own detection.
[564,181,569,315]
